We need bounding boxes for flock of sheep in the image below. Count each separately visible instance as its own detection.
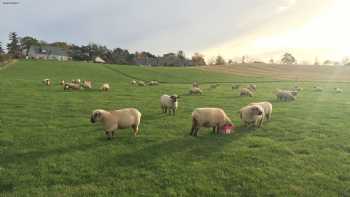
[42,78,343,140]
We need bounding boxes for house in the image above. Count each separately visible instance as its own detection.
[26,45,70,61]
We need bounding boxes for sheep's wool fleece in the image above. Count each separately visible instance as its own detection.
[192,108,231,127]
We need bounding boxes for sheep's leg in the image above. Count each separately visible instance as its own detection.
[212,126,216,134]
[132,125,139,136]
[194,128,200,136]
[172,109,176,116]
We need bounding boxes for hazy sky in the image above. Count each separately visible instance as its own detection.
[1,0,348,62]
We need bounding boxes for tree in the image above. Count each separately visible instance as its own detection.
[7,32,21,58]
[215,55,226,65]
[20,36,39,57]
[177,50,186,60]
[191,53,206,66]
[269,58,274,64]
[281,53,296,64]
[0,42,4,54]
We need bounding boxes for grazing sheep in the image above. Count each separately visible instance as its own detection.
[314,86,323,92]
[131,80,137,85]
[59,80,65,86]
[64,82,81,91]
[189,87,203,95]
[247,84,257,92]
[280,89,298,96]
[240,88,254,97]
[72,79,81,84]
[148,80,159,86]
[190,108,233,136]
[137,81,146,86]
[232,84,240,90]
[240,104,264,128]
[90,108,142,139]
[82,80,92,89]
[335,88,343,93]
[42,79,51,86]
[160,94,179,115]
[100,83,110,91]
[249,101,273,120]
[276,90,296,101]
[192,81,199,88]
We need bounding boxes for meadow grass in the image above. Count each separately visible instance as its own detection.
[0,60,350,196]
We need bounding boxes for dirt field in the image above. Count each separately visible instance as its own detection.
[198,64,350,82]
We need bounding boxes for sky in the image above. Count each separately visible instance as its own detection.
[0,0,349,63]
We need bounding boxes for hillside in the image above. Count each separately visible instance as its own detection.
[199,64,350,82]
[0,60,349,196]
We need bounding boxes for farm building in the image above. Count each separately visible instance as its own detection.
[25,45,70,61]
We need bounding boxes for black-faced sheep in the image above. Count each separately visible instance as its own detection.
[239,104,264,128]
[249,101,272,121]
[160,94,179,115]
[90,108,142,139]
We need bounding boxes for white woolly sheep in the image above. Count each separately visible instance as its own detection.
[90,108,142,139]
[64,82,81,91]
[189,87,203,95]
[160,94,179,115]
[82,80,92,89]
[276,90,296,101]
[240,88,254,97]
[239,104,264,128]
[247,84,257,92]
[148,80,159,86]
[42,79,51,86]
[335,88,343,93]
[190,108,233,136]
[100,83,110,91]
[249,101,273,121]
[131,80,137,85]
[137,81,146,86]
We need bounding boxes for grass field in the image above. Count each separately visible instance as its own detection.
[1,60,350,196]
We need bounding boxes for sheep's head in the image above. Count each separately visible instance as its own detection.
[90,110,103,123]
[251,106,263,116]
[170,95,179,102]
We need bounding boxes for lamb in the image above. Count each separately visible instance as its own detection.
[335,88,343,93]
[64,82,81,91]
[137,81,146,86]
[42,79,51,86]
[247,84,257,92]
[82,80,92,89]
[249,101,272,120]
[240,88,254,97]
[100,83,110,91]
[189,87,203,95]
[239,104,264,128]
[276,90,295,101]
[148,80,159,86]
[131,80,137,85]
[160,94,179,115]
[314,86,323,92]
[190,108,233,136]
[90,108,142,139]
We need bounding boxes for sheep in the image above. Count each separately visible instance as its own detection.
[64,82,81,91]
[232,84,240,90]
[247,84,257,92]
[160,94,179,115]
[192,81,199,88]
[279,89,298,96]
[72,79,81,84]
[42,79,51,86]
[249,101,272,121]
[82,80,92,89]
[189,87,203,95]
[131,80,137,85]
[100,83,110,91]
[190,108,233,136]
[240,88,254,97]
[276,90,296,101]
[59,80,65,86]
[240,104,264,128]
[335,88,343,93]
[137,81,146,86]
[314,86,323,92]
[148,80,159,86]
[90,108,142,139]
